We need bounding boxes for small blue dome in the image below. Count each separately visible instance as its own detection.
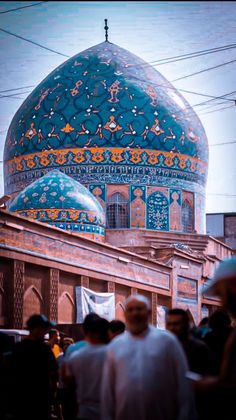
[8,169,105,240]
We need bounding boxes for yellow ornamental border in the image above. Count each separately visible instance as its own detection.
[15,208,105,224]
[6,147,207,175]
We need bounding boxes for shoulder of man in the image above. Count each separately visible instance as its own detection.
[150,325,179,342]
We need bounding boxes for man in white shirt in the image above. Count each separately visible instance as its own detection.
[101,294,196,420]
[64,316,109,420]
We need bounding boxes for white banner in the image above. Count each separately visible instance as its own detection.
[75,286,115,323]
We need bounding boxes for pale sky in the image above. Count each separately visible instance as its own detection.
[0,1,236,213]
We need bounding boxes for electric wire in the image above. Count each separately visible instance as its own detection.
[0,2,48,15]
[147,43,236,66]
[0,90,32,99]
[198,104,235,116]
[0,85,35,94]
[210,141,236,146]
[171,58,236,82]
[0,27,69,57]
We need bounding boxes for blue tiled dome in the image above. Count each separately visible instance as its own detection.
[8,169,105,240]
[4,41,208,196]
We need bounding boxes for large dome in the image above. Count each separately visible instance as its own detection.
[8,169,105,241]
[4,41,208,196]
[4,40,209,234]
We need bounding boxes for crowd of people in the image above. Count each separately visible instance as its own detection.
[0,257,236,420]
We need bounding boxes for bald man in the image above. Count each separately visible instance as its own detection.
[101,294,196,420]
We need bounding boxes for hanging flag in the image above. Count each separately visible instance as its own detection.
[75,286,115,323]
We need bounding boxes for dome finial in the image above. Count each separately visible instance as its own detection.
[104,19,109,42]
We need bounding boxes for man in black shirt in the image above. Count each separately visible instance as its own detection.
[166,308,211,375]
[11,314,58,420]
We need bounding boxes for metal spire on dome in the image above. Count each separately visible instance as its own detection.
[104,19,109,42]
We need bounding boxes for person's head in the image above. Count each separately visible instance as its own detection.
[124,294,151,335]
[83,314,110,344]
[26,314,55,341]
[61,337,74,353]
[166,308,190,340]
[208,309,231,331]
[204,258,236,317]
[83,313,101,338]
[108,320,125,341]
[48,329,60,346]
[198,317,209,327]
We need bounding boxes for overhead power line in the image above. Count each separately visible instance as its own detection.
[192,90,236,108]
[171,58,236,82]
[210,141,236,146]
[0,85,35,94]
[199,104,235,116]
[178,87,236,102]
[148,43,236,66]
[0,27,69,57]
[0,2,48,15]
[0,90,32,100]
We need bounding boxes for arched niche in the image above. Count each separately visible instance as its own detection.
[58,292,75,324]
[23,286,43,327]
[182,198,194,233]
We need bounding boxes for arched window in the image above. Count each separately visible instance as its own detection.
[107,192,129,228]
[182,199,194,232]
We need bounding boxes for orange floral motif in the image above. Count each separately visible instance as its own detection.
[150,118,164,136]
[104,116,122,133]
[147,153,158,165]
[26,210,37,219]
[130,151,142,164]
[111,151,123,163]
[61,123,74,133]
[73,152,85,164]
[179,159,186,169]
[40,156,50,167]
[26,158,36,169]
[55,153,67,165]
[69,210,79,221]
[165,156,173,167]
[92,151,104,163]
[47,209,59,220]
[16,162,23,171]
